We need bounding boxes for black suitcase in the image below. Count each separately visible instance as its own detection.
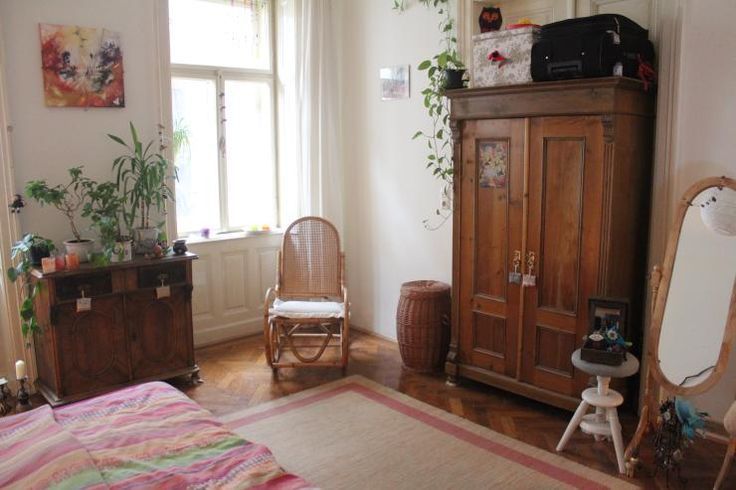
[531,14,654,82]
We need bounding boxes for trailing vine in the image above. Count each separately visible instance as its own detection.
[394,0,464,229]
[6,234,55,342]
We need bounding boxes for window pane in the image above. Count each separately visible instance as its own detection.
[224,80,276,228]
[169,0,270,70]
[172,77,221,234]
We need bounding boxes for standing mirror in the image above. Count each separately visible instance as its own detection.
[653,178,736,393]
[626,176,736,483]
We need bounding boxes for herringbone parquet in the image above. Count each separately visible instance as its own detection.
[177,331,735,490]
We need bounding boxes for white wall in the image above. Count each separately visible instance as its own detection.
[667,0,736,420]
[336,1,453,339]
[0,0,164,245]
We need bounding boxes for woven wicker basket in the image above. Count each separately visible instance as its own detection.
[396,280,451,372]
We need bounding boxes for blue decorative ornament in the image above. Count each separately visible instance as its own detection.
[675,398,707,440]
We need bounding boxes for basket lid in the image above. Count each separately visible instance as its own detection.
[400,280,450,298]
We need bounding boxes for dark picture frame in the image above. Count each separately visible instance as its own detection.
[581,297,630,365]
[588,296,629,338]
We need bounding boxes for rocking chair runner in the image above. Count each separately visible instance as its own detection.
[263,217,349,369]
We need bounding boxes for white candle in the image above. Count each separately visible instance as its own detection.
[15,360,26,379]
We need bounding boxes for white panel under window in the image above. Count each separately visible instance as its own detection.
[169,0,271,70]
[224,79,276,228]
[172,77,221,233]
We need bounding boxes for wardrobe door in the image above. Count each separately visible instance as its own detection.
[458,118,525,377]
[521,116,604,396]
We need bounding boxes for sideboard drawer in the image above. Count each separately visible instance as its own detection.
[138,262,188,289]
[55,272,113,301]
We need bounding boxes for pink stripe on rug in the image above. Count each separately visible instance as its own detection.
[227,382,609,490]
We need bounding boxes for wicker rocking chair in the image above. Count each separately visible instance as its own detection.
[263,217,349,370]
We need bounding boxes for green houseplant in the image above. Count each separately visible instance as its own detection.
[27,234,55,266]
[82,181,131,264]
[6,234,55,341]
[404,0,464,229]
[25,166,96,261]
[108,123,176,254]
[413,0,464,183]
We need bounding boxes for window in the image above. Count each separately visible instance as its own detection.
[169,0,277,235]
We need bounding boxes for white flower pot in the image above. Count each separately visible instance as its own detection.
[63,239,95,263]
[110,240,133,262]
[134,228,159,255]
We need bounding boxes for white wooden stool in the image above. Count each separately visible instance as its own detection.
[556,349,639,474]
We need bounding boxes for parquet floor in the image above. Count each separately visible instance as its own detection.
[178,331,734,490]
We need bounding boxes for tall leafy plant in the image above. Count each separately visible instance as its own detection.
[82,181,126,261]
[109,123,176,233]
[25,166,96,241]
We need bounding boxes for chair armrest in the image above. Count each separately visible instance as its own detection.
[264,287,277,317]
[342,285,349,315]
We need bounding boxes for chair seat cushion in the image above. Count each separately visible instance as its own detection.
[269,298,345,319]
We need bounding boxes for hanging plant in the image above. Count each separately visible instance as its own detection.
[6,234,55,341]
[395,0,465,228]
[413,0,464,186]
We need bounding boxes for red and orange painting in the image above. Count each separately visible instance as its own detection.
[39,23,125,108]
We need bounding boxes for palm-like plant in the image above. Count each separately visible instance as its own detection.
[108,123,176,234]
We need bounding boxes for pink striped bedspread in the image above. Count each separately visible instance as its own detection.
[0,382,312,489]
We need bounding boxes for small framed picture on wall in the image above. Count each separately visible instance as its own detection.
[379,65,410,100]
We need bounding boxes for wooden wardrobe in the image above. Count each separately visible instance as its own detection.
[445,78,654,410]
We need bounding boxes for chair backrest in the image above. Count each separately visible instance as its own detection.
[279,216,342,298]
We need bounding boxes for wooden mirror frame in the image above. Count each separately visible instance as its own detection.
[625,176,736,476]
[649,175,736,396]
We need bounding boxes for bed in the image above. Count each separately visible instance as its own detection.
[0,382,312,489]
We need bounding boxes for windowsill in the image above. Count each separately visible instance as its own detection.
[182,229,283,245]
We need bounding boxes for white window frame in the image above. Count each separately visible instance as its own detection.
[169,0,280,237]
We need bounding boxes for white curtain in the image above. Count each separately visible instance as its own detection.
[279,0,343,234]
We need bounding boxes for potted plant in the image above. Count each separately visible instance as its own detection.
[108,123,176,254]
[396,0,464,229]
[82,181,131,263]
[26,234,56,266]
[6,234,54,342]
[25,166,96,262]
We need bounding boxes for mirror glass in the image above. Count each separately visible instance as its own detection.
[658,186,736,388]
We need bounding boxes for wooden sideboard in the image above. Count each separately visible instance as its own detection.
[31,253,199,406]
[446,78,654,410]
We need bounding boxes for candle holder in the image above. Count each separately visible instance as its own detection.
[15,377,31,412]
[0,378,11,416]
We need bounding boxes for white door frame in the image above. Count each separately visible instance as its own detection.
[0,22,31,387]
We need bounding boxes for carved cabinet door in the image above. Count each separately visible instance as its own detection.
[520,115,605,396]
[55,296,130,397]
[458,118,525,377]
[126,286,194,380]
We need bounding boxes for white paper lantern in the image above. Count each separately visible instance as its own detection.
[700,187,736,236]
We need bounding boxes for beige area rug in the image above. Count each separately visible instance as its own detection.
[219,376,639,490]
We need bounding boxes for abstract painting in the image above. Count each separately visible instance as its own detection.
[379,65,409,100]
[39,23,125,108]
[478,140,508,188]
